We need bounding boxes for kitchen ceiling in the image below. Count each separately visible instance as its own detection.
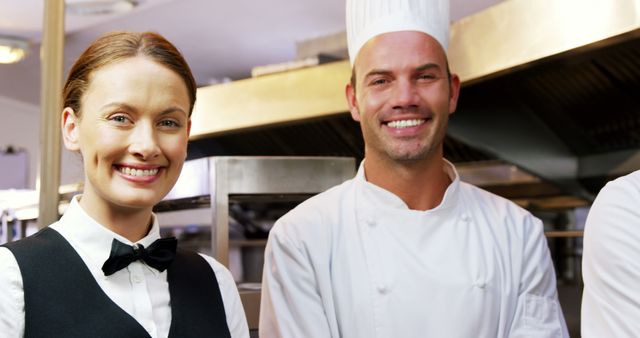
[0,0,502,106]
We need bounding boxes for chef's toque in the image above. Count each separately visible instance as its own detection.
[346,0,450,65]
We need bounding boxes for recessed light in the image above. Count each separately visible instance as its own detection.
[0,36,30,64]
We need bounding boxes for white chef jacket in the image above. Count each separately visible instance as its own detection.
[260,160,568,338]
[582,170,640,337]
[0,195,249,338]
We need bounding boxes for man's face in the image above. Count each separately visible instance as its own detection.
[346,31,460,164]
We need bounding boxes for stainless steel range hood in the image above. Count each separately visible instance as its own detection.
[189,0,640,201]
[449,0,640,84]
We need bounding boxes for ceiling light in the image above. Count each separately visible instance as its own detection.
[66,0,139,16]
[0,36,30,64]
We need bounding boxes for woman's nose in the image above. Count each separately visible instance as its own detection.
[129,123,160,160]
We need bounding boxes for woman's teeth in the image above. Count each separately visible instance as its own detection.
[387,119,425,129]
[119,167,159,177]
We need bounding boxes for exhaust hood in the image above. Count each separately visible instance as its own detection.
[188,0,640,203]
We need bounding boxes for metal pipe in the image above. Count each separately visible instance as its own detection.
[38,0,65,228]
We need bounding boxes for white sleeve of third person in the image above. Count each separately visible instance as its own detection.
[582,175,640,338]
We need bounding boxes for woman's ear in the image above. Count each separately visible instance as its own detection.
[62,108,80,151]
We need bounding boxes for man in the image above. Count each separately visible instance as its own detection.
[582,170,640,337]
[260,0,569,337]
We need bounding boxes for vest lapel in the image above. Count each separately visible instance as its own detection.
[167,249,232,338]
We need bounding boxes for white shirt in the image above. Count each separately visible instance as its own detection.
[260,161,568,338]
[0,196,249,338]
[582,170,640,337]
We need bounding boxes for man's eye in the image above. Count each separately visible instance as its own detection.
[418,74,437,80]
[370,78,388,86]
[159,120,180,128]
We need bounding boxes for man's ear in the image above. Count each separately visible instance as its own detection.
[345,83,361,122]
[61,108,80,151]
[448,73,461,116]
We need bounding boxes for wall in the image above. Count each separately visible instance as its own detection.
[0,95,83,189]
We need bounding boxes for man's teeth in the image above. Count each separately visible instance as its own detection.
[119,167,159,177]
[387,119,425,129]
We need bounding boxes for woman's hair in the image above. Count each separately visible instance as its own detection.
[63,31,197,117]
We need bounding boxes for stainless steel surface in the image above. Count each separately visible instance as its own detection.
[209,156,355,266]
[449,0,640,84]
[38,0,64,228]
[190,61,351,138]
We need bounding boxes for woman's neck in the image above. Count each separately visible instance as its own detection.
[78,193,154,242]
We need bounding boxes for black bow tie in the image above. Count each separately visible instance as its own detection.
[102,237,178,276]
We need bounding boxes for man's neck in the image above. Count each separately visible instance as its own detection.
[364,153,452,211]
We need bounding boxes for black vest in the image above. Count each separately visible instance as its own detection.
[3,227,232,338]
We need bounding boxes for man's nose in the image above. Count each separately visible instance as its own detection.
[390,79,420,110]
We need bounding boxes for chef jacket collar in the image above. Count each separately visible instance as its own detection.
[355,158,460,213]
[51,195,163,277]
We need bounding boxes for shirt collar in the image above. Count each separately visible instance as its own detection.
[355,158,460,213]
[51,195,163,276]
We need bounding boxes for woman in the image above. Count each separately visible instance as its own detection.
[0,31,249,338]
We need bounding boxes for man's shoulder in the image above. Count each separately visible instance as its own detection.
[459,181,530,216]
[269,178,355,239]
[283,178,355,220]
[458,181,541,239]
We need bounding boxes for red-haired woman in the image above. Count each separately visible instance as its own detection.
[0,31,249,338]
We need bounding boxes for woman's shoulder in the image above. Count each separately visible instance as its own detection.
[0,246,20,272]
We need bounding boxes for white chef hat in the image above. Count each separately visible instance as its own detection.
[346,0,450,65]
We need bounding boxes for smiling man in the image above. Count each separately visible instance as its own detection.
[259,0,568,337]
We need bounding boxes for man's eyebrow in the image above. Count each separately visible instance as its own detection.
[158,107,188,117]
[364,63,442,78]
[364,69,392,79]
[415,63,441,72]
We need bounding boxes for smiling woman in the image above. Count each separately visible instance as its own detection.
[62,55,192,239]
[0,31,249,338]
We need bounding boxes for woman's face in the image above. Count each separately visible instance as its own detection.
[62,56,191,213]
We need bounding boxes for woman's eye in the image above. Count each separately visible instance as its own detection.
[109,114,131,124]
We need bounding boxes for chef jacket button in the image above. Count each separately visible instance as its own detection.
[461,213,471,222]
[474,281,486,289]
[377,285,389,294]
